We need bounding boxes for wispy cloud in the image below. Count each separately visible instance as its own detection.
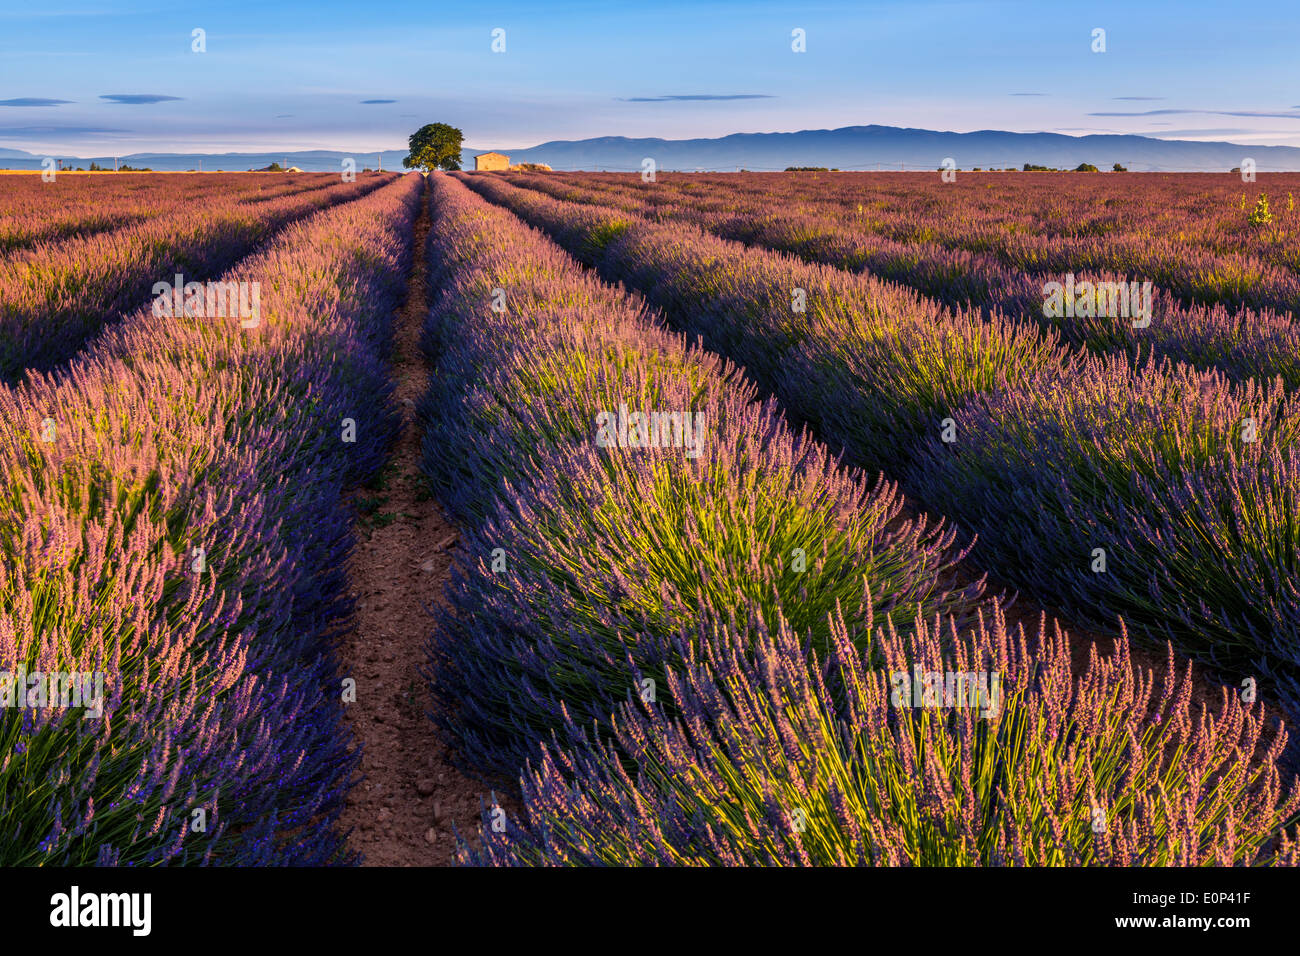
[360,98,396,104]
[1009,92,1046,97]
[0,97,73,107]
[1113,96,1165,101]
[617,94,775,102]
[1090,107,1300,119]
[275,114,294,118]
[0,125,129,138]
[1144,127,1258,137]
[99,94,183,105]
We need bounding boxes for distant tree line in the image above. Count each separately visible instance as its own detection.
[84,161,153,172]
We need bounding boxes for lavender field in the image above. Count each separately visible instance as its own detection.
[3,166,1299,870]
[436,170,1300,866]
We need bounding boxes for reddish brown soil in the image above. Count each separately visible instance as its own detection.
[336,185,491,866]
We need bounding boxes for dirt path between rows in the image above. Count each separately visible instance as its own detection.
[337,179,489,866]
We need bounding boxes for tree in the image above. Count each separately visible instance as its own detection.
[1112,163,1128,172]
[1247,194,1273,227]
[404,123,464,172]
[1074,163,1099,172]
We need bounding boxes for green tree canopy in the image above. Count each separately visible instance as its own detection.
[404,123,464,172]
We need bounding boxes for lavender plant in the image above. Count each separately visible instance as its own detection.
[907,353,1300,715]
[465,602,1300,866]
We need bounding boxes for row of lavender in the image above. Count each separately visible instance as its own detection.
[0,173,254,255]
[416,172,979,783]
[0,172,421,864]
[419,173,1300,865]
[0,174,343,269]
[543,172,1300,314]
[0,174,336,256]
[516,172,1300,391]
[0,173,395,383]
[458,172,1300,740]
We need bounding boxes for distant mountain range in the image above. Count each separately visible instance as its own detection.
[2,126,1298,172]
[465,125,1300,173]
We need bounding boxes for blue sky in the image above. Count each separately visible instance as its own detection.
[0,0,1297,155]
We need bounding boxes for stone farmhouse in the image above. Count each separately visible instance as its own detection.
[474,151,510,171]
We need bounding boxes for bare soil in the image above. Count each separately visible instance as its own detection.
[336,184,491,866]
